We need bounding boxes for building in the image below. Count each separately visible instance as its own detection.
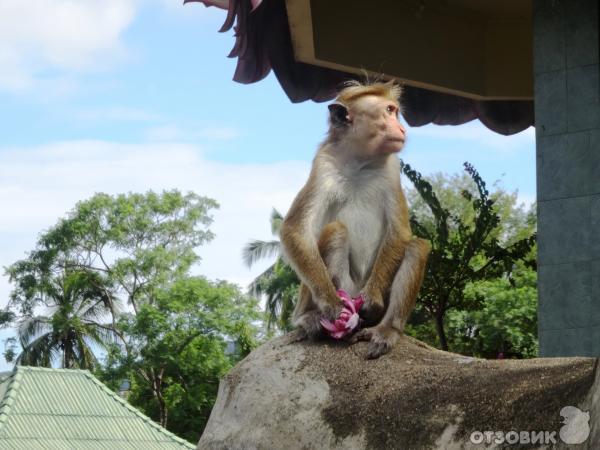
[0,366,195,449]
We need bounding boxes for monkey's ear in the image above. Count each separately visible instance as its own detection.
[328,103,350,126]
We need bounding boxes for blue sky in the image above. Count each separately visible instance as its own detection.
[0,0,535,369]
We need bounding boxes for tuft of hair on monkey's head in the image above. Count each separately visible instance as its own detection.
[326,79,403,139]
[336,79,402,106]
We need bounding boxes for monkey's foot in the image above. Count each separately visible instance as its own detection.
[294,311,324,340]
[288,328,308,343]
[358,293,385,326]
[350,326,400,359]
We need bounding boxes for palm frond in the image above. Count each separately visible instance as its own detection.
[16,333,56,367]
[243,208,299,332]
[270,208,284,235]
[247,263,277,297]
[242,240,281,268]
[73,336,100,369]
[78,300,114,322]
[17,316,51,346]
[14,288,116,370]
[83,322,117,347]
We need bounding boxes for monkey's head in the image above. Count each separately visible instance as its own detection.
[327,81,406,158]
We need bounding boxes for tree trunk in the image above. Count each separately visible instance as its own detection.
[434,312,448,351]
[152,370,168,428]
[158,395,168,428]
[63,344,71,369]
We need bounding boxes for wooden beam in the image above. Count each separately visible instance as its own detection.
[285,0,533,100]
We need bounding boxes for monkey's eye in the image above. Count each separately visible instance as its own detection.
[386,105,397,115]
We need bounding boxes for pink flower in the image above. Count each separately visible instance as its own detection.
[320,290,364,339]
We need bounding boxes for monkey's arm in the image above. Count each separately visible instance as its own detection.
[279,179,341,317]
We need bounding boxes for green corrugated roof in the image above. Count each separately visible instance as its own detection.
[0,366,195,449]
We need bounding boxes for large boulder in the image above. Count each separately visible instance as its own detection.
[198,334,599,449]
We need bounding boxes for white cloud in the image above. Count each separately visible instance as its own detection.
[0,140,309,310]
[144,124,240,141]
[398,121,537,191]
[0,0,137,91]
[0,0,229,94]
[408,122,535,153]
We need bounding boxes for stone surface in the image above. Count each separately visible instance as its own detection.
[539,262,591,330]
[198,335,599,449]
[538,196,591,265]
[565,0,599,69]
[536,131,592,201]
[534,69,567,137]
[539,327,593,357]
[567,64,600,133]
[535,0,600,357]
[533,0,565,74]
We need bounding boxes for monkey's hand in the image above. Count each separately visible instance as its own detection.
[320,299,344,322]
[294,290,343,340]
[320,290,363,339]
[359,288,385,325]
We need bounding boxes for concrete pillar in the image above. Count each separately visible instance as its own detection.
[534,0,600,356]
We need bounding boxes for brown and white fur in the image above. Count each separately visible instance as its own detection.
[279,81,430,359]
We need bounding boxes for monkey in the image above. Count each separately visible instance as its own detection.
[279,80,431,359]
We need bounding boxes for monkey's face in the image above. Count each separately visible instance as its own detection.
[346,95,406,158]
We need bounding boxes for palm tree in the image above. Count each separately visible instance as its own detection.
[242,209,299,331]
[12,270,118,369]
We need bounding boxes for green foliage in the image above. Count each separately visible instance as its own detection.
[445,264,538,358]
[2,189,265,442]
[3,270,116,369]
[3,189,219,363]
[402,162,536,351]
[243,208,299,331]
[5,190,218,315]
[405,171,536,246]
[254,261,299,332]
[97,277,262,442]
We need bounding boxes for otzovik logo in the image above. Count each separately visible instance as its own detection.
[469,406,591,446]
[559,406,590,445]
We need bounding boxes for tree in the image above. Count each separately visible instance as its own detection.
[97,277,262,442]
[2,189,265,442]
[3,190,219,381]
[253,262,298,332]
[402,162,536,351]
[5,190,218,328]
[444,263,538,359]
[405,171,536,246]
[243,208,299,331]
[4,271,116,369]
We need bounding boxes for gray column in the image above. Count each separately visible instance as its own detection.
[535,0,600,356]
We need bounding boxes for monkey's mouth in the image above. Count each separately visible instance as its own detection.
[387,138,404,144]
[387,138,405,151]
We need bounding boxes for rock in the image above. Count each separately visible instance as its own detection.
[198,333,599,449]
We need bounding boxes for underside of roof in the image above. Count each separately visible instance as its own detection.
[0,366,194,449]
[188,0,534,135]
